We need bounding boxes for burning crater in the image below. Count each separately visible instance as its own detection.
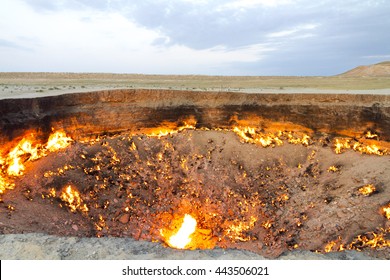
[0,89,390,258]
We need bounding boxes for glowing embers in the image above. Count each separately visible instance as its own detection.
[349,229,390,250]
[224,216,257,242]
[2,125,390,257]
[325,228,390,252]
[232,126,311,147]
[358,184,376,196]
[145,118,197,139]
[59,185,89,213]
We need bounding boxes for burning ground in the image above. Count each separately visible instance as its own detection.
[0,126,389,259]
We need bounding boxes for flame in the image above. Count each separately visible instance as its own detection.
[358,184,376,196]
[334,138,350,154]
[333,137,387,155]
[225,216,257,241]
[163,214,197,249]
[145,118,197,138]
[0,175,14,194]
[46,131,73,152]
[365,131,378,139]
[327,165,339,172]
[60,185,89,213]
[232,126,311,148]
[324,240,337,253]
[0,130,73,195]
[383,204,390,220]
[6,138,41,176]
[348,229,390,250]
[232,126,282,147]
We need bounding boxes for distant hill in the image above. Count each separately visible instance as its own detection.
[339,61,390,77]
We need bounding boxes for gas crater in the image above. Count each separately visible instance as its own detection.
[0,89,389,259]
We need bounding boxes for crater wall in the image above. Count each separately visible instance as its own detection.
[1,89,389,143]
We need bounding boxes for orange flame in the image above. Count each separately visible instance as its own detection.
[60,185,89,213]
[0,130,73,194]
[46,131,73,152]
[383,204,390,220]
[225,216,257,242]
[365,131,378,139]
[6,138,41,176]
[358,184,376,196]
[333,137,387,155]
[349,230,390,250]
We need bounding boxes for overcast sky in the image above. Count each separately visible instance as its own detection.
[1,0,389,75]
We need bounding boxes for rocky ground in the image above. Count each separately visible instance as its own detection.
[1,129,389,260]
[0,233,377,260]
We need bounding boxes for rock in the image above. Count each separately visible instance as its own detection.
[0,233,381,260]
[119,214,130,224]
[1,90,389,145]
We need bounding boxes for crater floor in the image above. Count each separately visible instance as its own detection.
[1,129,389,259]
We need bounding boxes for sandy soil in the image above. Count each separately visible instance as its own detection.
[0,233,376,260]
[1,72,390,101]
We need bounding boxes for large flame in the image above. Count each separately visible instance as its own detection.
[164,214,197,249]
[0,130,73,194]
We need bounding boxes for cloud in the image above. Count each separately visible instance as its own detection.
[218,0,293,10]
[267,24,318,38]
[0,38,27,50]
[4,0,390,75]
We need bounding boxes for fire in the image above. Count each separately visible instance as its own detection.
[348,230,390,250]
[327,166,339,172]
[324,240,337,253]
[0,130,73,194]
[145,118,197,138]
[225,216,257,241]
[6,138,41,176]
[365,131,378,139]
[334,138,350,154]
[232,126,311,148]
[163,214,197,249]
[333,137,387,155]
[358,184,376,196]
[383,204,390,220]
[0,175,14,194]
[59,185,89,213]
[232,126,282,147]
[46,131,73,152]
